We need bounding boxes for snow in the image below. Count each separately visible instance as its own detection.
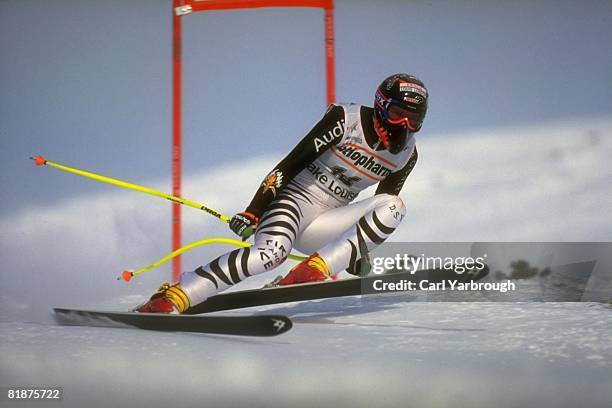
[1,301,611,408]
[2,118,612,406]
[2,118,612,323]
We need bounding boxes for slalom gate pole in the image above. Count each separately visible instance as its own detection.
[32,155,306,281]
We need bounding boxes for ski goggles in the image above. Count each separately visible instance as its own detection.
[375,89,424,132]
[386,104,423,131]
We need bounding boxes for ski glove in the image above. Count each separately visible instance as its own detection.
[229,211,259,240]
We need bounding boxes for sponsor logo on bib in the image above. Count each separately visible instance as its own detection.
[335,144,393,178]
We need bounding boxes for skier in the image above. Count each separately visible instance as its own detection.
[136,73,428,313]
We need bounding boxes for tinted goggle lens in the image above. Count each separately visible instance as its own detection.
[386,104,422,131]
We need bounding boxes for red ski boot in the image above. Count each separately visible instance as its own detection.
[134,283,190,314]
[277,253,331,286]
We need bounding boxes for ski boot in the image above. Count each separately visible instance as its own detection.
[277,253,331,286]
[134,283,190,314]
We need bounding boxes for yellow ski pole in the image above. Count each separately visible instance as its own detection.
[120,237,306,282]
[32,155,307,281]
[31,155,230,222]
[119,237,250,281]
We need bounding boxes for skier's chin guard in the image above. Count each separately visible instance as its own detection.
[385,128,410,154]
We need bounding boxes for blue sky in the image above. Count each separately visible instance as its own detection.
[1,0,611,317]
[1,0,611,215]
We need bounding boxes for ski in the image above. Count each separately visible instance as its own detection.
[185,265,489,315]
[53,308,292,337]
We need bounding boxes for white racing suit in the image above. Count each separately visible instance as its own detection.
[180,103,418,306]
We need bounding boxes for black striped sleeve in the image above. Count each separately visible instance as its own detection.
[375,147,418,196]
[245,104,345,217]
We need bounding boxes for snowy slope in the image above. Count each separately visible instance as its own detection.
[1,119,611,407]
[1,117,611,323]
[1,301,610,408]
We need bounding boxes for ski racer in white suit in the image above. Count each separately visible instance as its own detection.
[136,73,429,314]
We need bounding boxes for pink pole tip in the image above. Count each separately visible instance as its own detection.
[34,155,46,166]
[121,271,133,282]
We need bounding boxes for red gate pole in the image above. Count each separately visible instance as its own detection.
[172,0,183,282]
[170,0,335,282]
[325,4,335,105]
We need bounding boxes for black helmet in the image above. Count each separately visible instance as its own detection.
[374,73,428,153]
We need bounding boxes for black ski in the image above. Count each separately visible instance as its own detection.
[53,308,292,336]
[185,265,489,315]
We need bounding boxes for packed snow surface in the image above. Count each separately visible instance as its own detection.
[1,300,610,408]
